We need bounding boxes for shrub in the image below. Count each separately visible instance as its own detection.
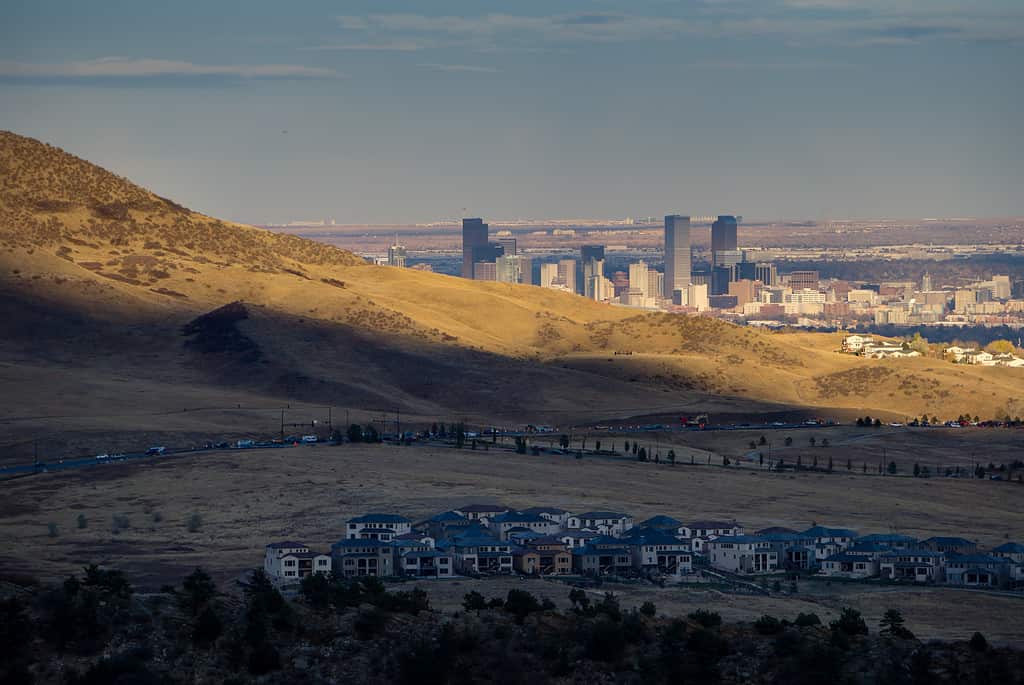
[755,614,784,635]
[639,601,657,618]
[462,590,487,613]
[970,632,988,652]
[794,612,821,627]
[830,607,868,637]
[47,522,59,537]
[354,606,388,640]
[585,618,626,662]
[186,513,202,532]
[688,608,722,629]
[77,514,88,529]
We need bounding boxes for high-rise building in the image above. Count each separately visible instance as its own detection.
[473,262,497,281]
[755,262,777,286]
[387,244,407,268]
[628,260,650,299]
[496,255,522,284]
[462,218,489,279]
[648,270,664,301]
[498,237,517,257]
[992,275,1012,300]
[558,259,577,295]
[582,245,606,299]
[921,272,933,293]
[540,263,559,289]
[664,215,691,299]
[711,215,738,264]
[688,283,709,311]
[787,270,820,290]
[471,242,504,266]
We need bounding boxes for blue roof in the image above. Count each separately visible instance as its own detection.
[948,554,1006,565]
[757,532,805,543]
[879,549,945,558]
[404,550,449,559]
[924,536,975,546]
[855,533,917,544]
[824,553,872,563]
[492,511,549,524]
[641,515,682,528]
[349,513,411,524]
[846,542,890,553]
[576,511,630,520]
[450,534,507,548]
[800,526,858,538]
[521,506,569,516]
[429,511,470,522]
[573,544,630,556]
[993,542,1024,553]
[709,535,766,545]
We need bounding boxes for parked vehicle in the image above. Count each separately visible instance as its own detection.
[146,446,166,455]
[94,454,110,460]
[301,435,318,443]
[236,439,255,448]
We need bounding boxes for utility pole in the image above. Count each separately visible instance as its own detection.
[280,409,285,441]
[396,408,401,442]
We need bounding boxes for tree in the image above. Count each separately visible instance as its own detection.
[688,608,722,629]
[913,463,921,477]
[77,514,88,529]
[347,424,363,443]
[874,418,882,427]
[970,631,989,652]
[623,440,630,453]
[668,449,676,465]
[749,441,757,450]
[568,588,590,612]
[462,591,487,613]
[638,447,647,462]
[830,607,868,636]
[809,436,817,447]
[595,440,601,452]
[822,438,830,448]
[560,434,570,449]
[879,608,914,639]
[784,436,793,446]
[847,459,852,471]
[827,457,833,472]
[180,567,217,616]
[986,339,1016,355]
[759,435,767,445]
[887,461,898,475]
[640,601,657,617]
[504,589,542,623]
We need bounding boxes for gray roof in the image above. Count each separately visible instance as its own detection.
[349,513,411,524]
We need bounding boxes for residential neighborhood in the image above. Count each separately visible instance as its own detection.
[263,505,1024,593]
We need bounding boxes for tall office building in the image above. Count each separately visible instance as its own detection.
[628,260,650,299]
[755,262,777,286]
[540,262,559,289]
[462,218,489,279]
[498,237,517,257]
[387,244,407,268]
[711,215,738,264]
[496,255,522,284]
[664,215,691,299]
[585,260,606,300]
[788,270,820,290]
[558,259,577,295]
[921,272,932,293]
[581,245,605,299]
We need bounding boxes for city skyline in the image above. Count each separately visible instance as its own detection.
[2,1,1021,224]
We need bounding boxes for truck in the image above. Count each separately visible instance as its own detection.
[146,446,166,456]
[680,413,709,429]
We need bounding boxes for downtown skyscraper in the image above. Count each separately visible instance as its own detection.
[461,218,488,279]
[663,215,691,299]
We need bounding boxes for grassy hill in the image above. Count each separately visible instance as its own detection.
[1,130,1021,457]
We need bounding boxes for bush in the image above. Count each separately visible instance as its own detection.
[970,631,988,652]
[794,612,821,627]
[755,614,784,635]
[639,601,657,617]
[192,605,223,646]
[504,589,542,622]
[354,606,388,640]
[47,522,59,537]
[462,590,487,613]
[585,618,626,662]
[77,514,88,529]
[111,514,130,533]
[180,567,217,616]
[688,608,722,629]
[246,643,281,675]
[186,513,202,533]
[830,607,868,637]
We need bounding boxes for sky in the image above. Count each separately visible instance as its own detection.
[1,1,1022,224]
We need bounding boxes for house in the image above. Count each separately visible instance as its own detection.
[264,542,331,586]
[489,511,561,540]
[345,513,412,541]
[945,554,1010,589]
[566,511,634,536]
[331,539,394,577]
[756,526,798,536]
[626,530,693,577]
[572,536,634,576]
[520,506,573,527]
[559,529,602,549]
[878,549,947,583]
[440,532,513,575]
[522,536,573,575]
[755,532,816,570]
[417,510,474,540]
[820,552,878,579]
[681,520,742,551]
[453,504,510,525]
[640,515,685,537]
[944,346,974,362]
[706,536,779,575]
[842,335,874,353]
[512,547,542,576]
[799,526,858,561]
[992,543,1024,588]
[922,536,977,556]
[963,350,994,366]
[398,550,454,578]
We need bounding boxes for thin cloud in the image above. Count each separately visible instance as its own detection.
[301,41,427,52]
[417,62,499,74]
[0,57,338,80]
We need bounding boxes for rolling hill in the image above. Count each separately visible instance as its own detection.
[1,130,1021,459]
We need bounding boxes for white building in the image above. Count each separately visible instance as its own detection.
[264,541,332,586]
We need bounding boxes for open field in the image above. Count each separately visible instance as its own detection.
[3,443,1022,642]
[3,443,1022,577]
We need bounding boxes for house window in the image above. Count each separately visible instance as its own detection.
[284,559,296,567]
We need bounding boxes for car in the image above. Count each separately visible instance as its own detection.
[888,422,903,427]
[95,454,110,460]
[145,446,166,455]
[301,435,318,443]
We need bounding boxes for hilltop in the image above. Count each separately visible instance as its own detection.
[0,131,1021,457]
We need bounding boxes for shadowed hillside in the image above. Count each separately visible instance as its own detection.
[1,130,1021,456]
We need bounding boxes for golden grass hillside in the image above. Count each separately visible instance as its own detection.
[1,129,1021,434]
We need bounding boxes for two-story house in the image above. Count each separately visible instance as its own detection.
[264,541,331,586]
[331,538,394,577]
[566,511,634,536]
[488,511,561,540]
[572,535,634,576]
[922,536,978,556]
[706,535,779,574]
[945,554,1010,589]
[878,549,947,583]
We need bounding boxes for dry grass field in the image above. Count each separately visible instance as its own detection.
[2,443,1022,641]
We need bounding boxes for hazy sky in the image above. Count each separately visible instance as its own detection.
[2,1,1022,224]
